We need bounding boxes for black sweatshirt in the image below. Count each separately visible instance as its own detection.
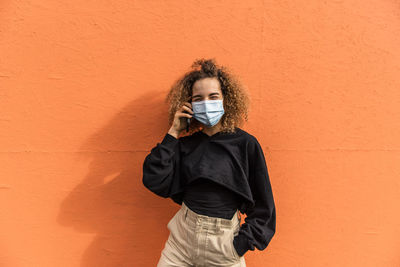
[142,127,276,257]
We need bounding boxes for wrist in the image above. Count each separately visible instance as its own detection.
[168,128,180,139]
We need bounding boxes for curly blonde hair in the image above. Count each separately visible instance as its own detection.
[165,58,250,136]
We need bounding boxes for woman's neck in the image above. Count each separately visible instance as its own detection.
[201,124,222,137]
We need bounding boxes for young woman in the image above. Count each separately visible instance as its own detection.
[142,58,276,267]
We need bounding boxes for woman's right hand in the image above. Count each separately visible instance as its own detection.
[168,102,194,138]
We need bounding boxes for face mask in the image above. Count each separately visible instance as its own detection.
[191,99,225,127]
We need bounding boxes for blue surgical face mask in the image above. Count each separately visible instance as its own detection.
[191,99,225,127]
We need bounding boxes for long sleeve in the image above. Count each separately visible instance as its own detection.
[142,133,181,198]
[233,137,276,257]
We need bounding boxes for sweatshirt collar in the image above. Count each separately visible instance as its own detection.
[198,127,241,138]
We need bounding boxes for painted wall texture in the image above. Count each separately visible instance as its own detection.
[1,0,399,266]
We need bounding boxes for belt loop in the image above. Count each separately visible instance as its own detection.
[216,218,221,233]
[185,208,188,220]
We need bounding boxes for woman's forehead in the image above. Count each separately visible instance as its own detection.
[192,78,221,95]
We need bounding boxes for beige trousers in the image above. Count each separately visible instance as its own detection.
[157,201,246,267]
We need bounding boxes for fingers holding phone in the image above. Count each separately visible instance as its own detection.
[169,102,194,136]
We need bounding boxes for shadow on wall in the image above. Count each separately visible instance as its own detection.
[56,90,180,266]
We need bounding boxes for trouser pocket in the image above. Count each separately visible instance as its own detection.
[167,208,181,231]
[230,226,240,259]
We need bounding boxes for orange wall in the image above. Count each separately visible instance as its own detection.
[1,0,399,266]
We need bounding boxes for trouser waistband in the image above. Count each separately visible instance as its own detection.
[181,201,241,228]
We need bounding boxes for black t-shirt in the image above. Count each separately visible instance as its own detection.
[183,177,243,220]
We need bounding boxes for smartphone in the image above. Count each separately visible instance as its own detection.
[186,98,192,132]
[186,117,190,132]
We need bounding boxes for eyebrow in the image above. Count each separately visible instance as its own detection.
[192,92,220,98]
